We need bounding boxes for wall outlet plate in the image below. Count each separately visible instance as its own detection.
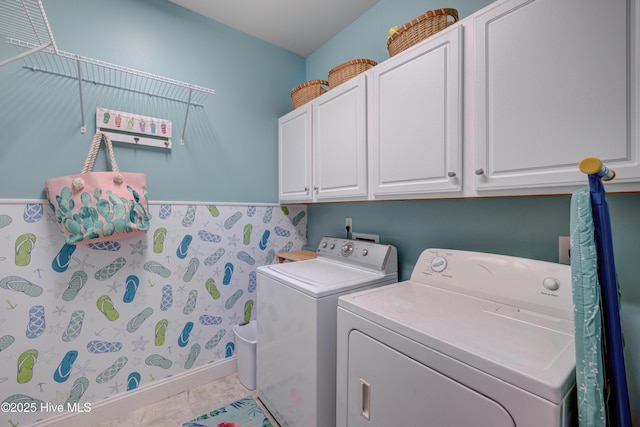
[558,236,570,265]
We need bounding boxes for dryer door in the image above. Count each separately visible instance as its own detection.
[347,330,515,426]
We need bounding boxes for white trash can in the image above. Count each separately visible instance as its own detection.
[233,320,257,390]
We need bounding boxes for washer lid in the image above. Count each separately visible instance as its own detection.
[258,259,396,297]
[338,281,575,404]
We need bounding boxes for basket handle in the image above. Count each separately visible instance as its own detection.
[441,8,458,23]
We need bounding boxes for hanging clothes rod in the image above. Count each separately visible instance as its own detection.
[578,157,616,181]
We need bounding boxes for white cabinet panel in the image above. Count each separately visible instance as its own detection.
[474,0,640,192]
[278,104,313,202]
[315,74,368,200]
[371,26,463,197]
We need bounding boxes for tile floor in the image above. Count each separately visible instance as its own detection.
[93,372,280,427]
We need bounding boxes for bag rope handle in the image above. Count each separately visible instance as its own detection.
[72,133,123,191]
[81,132,121,174]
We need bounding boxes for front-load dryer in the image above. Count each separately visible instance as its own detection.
[336,249,576,427]
[257,237,397,427]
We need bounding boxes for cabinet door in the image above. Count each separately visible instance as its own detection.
[473,0,640,192]
[314,74,368,201]
[370,26,463,198]
[278,104,313,202]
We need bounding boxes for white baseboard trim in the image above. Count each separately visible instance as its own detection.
[29,358,237,427]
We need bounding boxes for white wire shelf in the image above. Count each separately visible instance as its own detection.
[1,0,215,143]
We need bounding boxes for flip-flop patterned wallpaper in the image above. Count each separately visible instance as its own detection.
[0,201,307,426]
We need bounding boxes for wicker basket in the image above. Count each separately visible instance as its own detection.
[290,80,329,109]
[387,8,458,57]
[328,58,377,89]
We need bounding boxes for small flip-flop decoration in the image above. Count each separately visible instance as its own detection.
[145,354,172,369]
[248,271,257,293]
[223,262,234,285]
[183,290,198,315]
[17,349,38,384]
[23,203,43,223]
[204,248,225,266]
[26,305,45,339]
[127,307,153,333]
[87,340,122,354]
[52,243,76,273]
[62,310,85,342]
[225,290,243,310]
[95,356,128,384]
[123,275,139,303]
[225,342,235,358]
[176,234,192,259]
[154,320,168,346]
[62,271,87,302]
[95,257,126,280]
[199,314,222,326]
[205,278,220,300]
[0,276,43,297]
[182,205,197,227]
[143,261,171,278]
[184,344,201,369]
[178,321,193,347]
[160,285,173,311]
[15,233,36,266]
[183,258,199,282]
[53,350,78,383]
[127,372,141,391]
[205,329,226,350]
[96,295,119,321]
[153,227,167,254]
[224,211,242,230]
[64,377,89,407]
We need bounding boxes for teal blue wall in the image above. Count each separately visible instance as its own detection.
[0,0,305,202]
[304,0,640,306]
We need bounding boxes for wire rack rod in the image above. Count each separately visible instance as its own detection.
[0,0,56,50]
[7,38,215,106]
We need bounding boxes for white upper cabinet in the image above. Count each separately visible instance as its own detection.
[278,104,313,203]
[314,73,368,201]
[278,74,368,203]
[370,26,463,198]
[473,0,640,193]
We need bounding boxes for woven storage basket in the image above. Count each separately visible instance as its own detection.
[328,58,377,88]
[387,8,458,57]
[291,80,329,109]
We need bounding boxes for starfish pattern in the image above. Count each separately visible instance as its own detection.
[131,335,150,352]
[129,239,147,256]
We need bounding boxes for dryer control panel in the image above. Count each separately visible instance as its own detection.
[317,237,397,274]
[410,249,573,321]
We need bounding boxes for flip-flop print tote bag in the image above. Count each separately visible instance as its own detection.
[46,132,150,244]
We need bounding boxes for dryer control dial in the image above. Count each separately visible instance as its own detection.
[341,242,354,257]
[430,256,448,272]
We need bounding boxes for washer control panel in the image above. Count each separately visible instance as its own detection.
[411,248,573,320]
[317,237,397,273]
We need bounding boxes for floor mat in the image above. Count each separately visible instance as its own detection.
[183,396,273,427]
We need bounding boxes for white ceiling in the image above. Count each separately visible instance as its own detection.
[169,0,380,57]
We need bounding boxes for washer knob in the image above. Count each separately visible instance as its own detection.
[361,249,368,256]
[543,277,560,291]
[329,244,335,250]
[431,256,447,272]
[341,243,354,257]
[321,242,327,248]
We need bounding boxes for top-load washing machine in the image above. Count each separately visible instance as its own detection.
[256,236,397,427]
[336,248,576,427]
